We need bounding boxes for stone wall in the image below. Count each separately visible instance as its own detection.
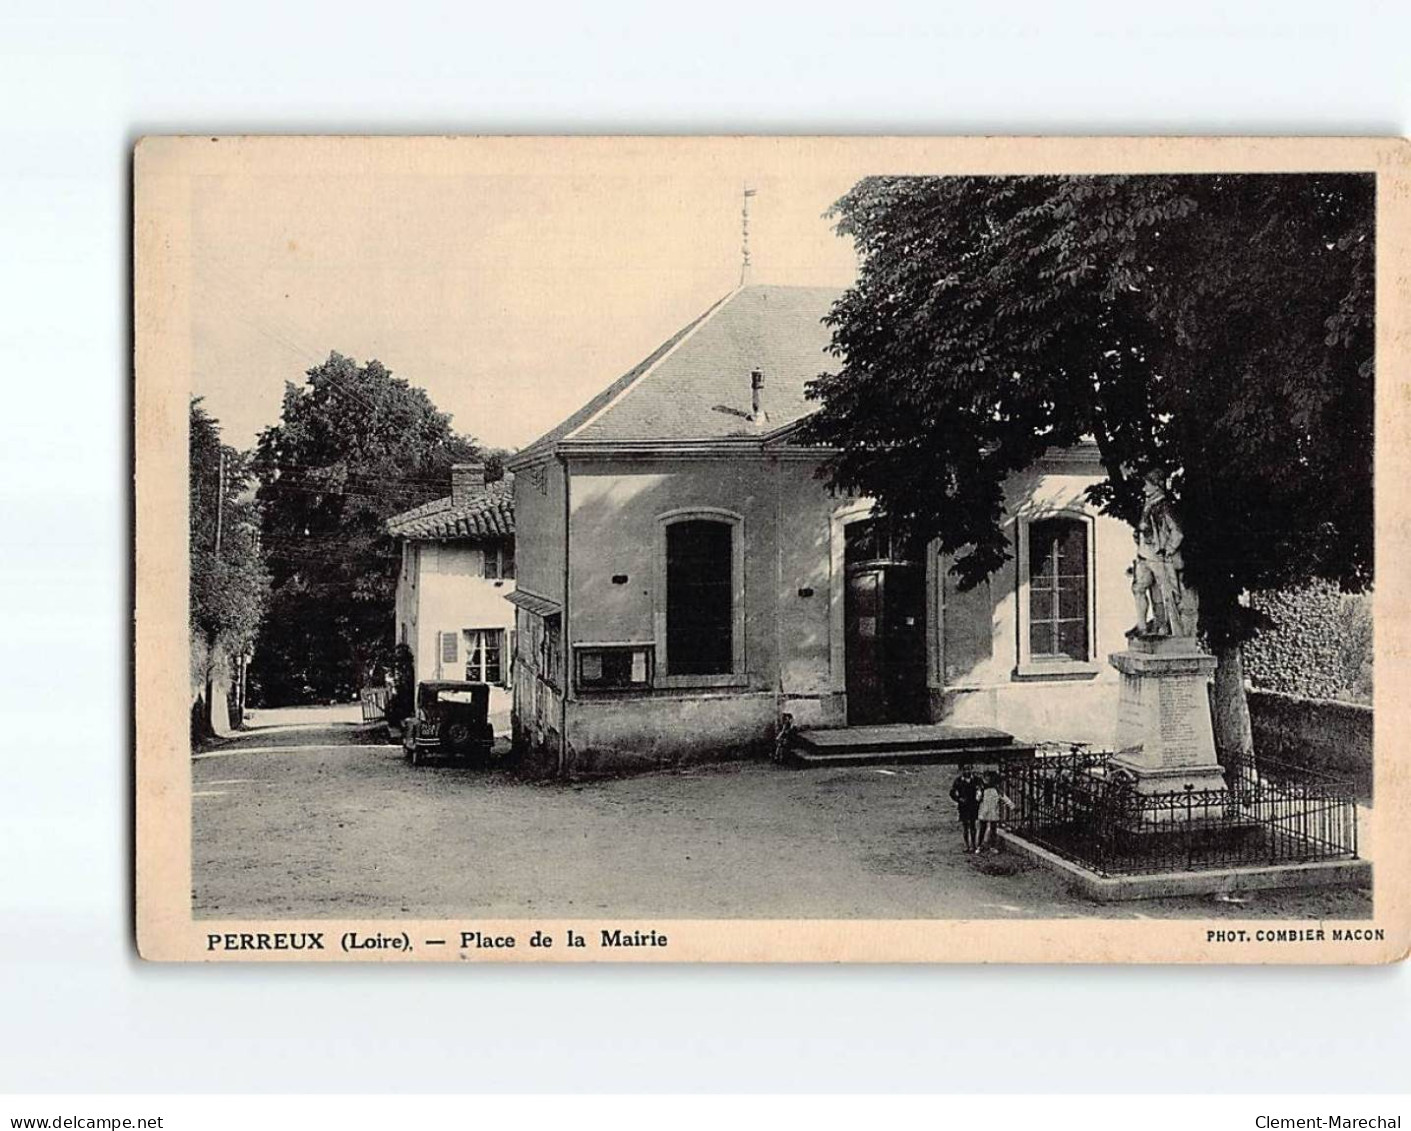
[1247,688,1373,803]
[1243,582,1372,704]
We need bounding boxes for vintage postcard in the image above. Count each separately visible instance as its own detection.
[136,136,1409,963]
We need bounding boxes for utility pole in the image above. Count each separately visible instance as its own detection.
[214,449,226,557]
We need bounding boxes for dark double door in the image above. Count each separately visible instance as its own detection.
[844,563,927,726]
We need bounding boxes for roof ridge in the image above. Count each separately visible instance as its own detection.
[507,287,741,468]
[561,286,742,444]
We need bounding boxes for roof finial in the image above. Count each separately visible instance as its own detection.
[739,183,756,287]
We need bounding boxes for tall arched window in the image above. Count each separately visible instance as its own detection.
[655,508,745,685]
[666,518,734,675]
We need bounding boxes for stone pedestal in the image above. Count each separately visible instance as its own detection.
[1108,635,1227,796]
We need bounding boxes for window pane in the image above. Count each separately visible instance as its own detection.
[667,520,733,675]
[603,651,632,685]
[1058,582,1086,620]
[503,544,515,579]
[1057,522,1086,561]
[1029,528,1055,578]
[1029,589,1055,623]
[1029,619,1054,658]
[1057,619,1088,661]
[483,548,499,579]
[844,520,878,567]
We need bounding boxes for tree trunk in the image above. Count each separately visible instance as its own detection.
[1211,641,1254,767]
[205,637,235,738]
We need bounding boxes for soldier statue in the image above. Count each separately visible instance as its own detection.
[1129,469,1199,639]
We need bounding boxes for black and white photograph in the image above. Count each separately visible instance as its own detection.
[135,136,1405,963]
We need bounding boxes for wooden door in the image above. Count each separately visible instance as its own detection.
[845,569,885,724]
[845,565,926,725]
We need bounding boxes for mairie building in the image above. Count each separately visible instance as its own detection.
[506,284,1134,774]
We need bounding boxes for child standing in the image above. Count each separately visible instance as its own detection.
[976,770,1015,854]
[948,765,983,853]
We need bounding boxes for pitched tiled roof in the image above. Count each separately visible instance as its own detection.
[513,284,842,460]
[386,476,514,540]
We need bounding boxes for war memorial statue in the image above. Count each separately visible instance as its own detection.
[1129,468,1199,640]
[1110,469,1226,796]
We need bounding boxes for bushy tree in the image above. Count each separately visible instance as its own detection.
[801,174,1373,758]
[249,352,491,705]
[190,399,270,733]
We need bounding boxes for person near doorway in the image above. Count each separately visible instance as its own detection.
[977,770,1015,854]
[948,764,983,853]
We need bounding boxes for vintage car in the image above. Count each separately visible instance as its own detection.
[401,681,495,765]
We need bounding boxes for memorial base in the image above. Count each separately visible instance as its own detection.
[1109,635,1227,810]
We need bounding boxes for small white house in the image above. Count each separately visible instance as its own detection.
[387,463,516,691]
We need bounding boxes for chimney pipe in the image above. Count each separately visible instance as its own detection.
[750,369,766,423]
[451,462,486,506]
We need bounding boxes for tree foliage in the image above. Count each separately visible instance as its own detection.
[190,398,270,671]
[249,352,494,705]
[801,174,1374,650]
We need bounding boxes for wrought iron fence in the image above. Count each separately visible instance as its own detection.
[998,748,1358,876]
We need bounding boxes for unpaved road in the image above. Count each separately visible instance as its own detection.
[193,707,1372,921]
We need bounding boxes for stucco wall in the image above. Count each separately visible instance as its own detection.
[933,457,1134,748]
[568,457,784,685]
[564,690,776,774]
[517,447,1137,771]
[404,541,516,686]
[555,455,847,767]
[512,459,566,608]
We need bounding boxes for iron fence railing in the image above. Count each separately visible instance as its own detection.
[998,748,1358,877]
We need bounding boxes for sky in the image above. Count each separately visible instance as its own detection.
[190,157,862,452]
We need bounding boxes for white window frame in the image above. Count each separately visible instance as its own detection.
[482,542,515,581]
[654,507,747,689]
[1014,508,1100,679]
[463,627,506,685]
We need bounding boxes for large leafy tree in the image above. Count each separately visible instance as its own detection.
[190,399,270,733]
[802,174,1373,758]
[250,352,492,705]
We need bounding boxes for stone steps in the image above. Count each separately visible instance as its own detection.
[790,723,1035,768]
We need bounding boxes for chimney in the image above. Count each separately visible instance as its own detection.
[750,369,768,425]
[451,462,486,506]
